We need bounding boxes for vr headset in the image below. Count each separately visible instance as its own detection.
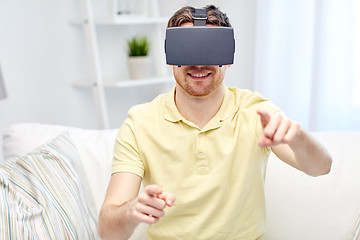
[165,8,235,66]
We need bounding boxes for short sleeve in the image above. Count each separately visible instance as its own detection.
[112,113,144,178]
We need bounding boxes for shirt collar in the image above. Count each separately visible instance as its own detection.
[163,86,182,123]
[163,85,238,124]
[216,86,238,121]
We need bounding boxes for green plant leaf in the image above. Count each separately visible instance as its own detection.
[127,36,150,56]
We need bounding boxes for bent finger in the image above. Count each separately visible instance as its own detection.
[284,122,300,143]
[158,192,176,207]
[258,134,273,148]
[273,118,290,143]
[144,185,163,197]
[135,204,165,218]
[132,210,160,225]
[262,113,281,140]
[138,192,166,210]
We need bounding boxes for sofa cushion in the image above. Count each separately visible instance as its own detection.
[264,132,360,240]
[2,123,119,213]
[0,132,98,239]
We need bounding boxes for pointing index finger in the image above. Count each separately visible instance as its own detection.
[257,109,271,128]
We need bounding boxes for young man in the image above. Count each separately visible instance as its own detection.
[98,5,332,240]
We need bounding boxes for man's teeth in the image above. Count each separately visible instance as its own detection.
[191,73,207,77]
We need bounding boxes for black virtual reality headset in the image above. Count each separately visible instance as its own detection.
[165,8,235,66]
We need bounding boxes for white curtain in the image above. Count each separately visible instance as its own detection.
[254,0,360,131]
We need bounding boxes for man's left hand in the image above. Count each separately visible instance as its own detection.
[257,109,301,148]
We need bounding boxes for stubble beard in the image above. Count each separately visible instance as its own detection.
[174,66,224,97]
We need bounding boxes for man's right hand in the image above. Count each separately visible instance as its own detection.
[99,174,176,239]
[130,185,176,224]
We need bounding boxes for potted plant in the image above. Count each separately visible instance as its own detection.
[127,36,152,79]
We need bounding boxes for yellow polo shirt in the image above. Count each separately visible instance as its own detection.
[112,86,281,240]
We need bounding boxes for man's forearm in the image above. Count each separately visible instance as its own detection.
[98,200,139,240]
[289,129,332,177]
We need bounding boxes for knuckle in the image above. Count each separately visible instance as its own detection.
[134,202,142,212]
[137,193,147,203]
[145,184,154,191]
[284,118,291,126]
[283,135,292,142]
[293,121,300,129]
[275,113,282,120]
[264,129,273,138]
[159,200,166,209]
[143,185,153,195]
[155,209,165,218]
[273,135,282,143]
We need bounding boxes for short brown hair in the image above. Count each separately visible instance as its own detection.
[167,5,231,28]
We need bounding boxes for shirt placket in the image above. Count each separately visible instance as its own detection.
[195,131,210,175]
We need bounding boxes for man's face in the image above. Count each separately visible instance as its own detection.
[170,22,230,97]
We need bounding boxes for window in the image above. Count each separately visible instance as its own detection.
[353,0,360,106]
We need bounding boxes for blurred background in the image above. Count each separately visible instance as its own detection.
[0,0,359,159]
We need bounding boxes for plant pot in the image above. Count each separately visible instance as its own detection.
[127,56,152,80]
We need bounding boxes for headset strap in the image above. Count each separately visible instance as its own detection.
[192,8,207,26]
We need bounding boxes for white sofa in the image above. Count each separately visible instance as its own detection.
[1,123,359,240]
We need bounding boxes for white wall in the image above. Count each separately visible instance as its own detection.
[0,0,256,160]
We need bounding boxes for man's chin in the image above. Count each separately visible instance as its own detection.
[183,87,212,97]
[175,80,216,97]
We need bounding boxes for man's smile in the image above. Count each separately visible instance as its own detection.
[185,66,214,81]
[187,72,212,80]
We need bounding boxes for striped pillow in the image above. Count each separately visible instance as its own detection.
[0,132,98,239]
[352,213,360,240]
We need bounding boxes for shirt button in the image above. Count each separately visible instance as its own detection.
[198,152,205,158]
[199,167,210,174]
